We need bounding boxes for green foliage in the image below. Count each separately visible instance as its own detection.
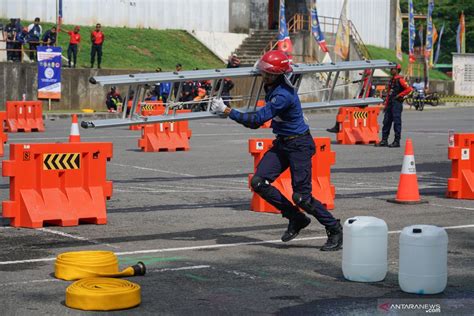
[399,0,473,64]
[367,44,450,80]
[1,19,224,70]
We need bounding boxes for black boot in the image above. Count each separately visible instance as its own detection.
[388,140,400,148]
[320,220,343,251]
[375,139,388,147]
[281,213,311,242]
[326,122,339,133]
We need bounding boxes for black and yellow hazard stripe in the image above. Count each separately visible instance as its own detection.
[353,111,368,119]
[141,104,156,111]
[438,94,474,102]
[43,153,81,170]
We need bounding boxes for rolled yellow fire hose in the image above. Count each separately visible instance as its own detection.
[66,277,141,311]
[55,251,145,311]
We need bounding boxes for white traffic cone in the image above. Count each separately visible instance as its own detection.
[69,114,80,142]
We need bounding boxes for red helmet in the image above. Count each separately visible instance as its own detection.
[395,64,402,70]
[256,50,292,75]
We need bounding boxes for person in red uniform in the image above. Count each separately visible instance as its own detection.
[375,64,412,148]
[90,23,105,69]
[61,26,81,68]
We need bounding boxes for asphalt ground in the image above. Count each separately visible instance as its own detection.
[0,104,473,315]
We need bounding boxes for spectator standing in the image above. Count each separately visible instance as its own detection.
[3,18,18,61]
[61,26,81,68]
[42,26,57,46]
[159,82,171,104]
[27,17,42,61]
[90,23,104,68]
[15,27,30,61]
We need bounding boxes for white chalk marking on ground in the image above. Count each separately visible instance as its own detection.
[114,189,249,193]
[0,279,60,287]
[430,203,474,211]
[111,163,247,185]
[37,228,120,249]
[2,224,473,266]
[150,265,211,273]
[111,163,196,177]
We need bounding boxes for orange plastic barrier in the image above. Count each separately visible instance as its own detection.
[335,106,381,145]
[129,101,165,131]
[2,142,113,228]
[0,112,8,156]
[5,101,45,132]
[248,137,336,213]
[138,109,192,152]
[256,100,271,129]
[447,133,474,199]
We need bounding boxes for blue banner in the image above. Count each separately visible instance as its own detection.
[277,0,293,56]
[37,46,62,99]
[408,0,415,63]
[433,23,444,65]
[310,0,328,53]
[425,0,434,61]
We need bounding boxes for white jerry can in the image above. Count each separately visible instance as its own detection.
[399,225,448,294]
[342,216,388,282]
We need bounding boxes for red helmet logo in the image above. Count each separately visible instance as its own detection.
[257,50,292,75]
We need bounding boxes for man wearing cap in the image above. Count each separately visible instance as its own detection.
[375,64,412,148]
[62,26,81,68]
[210,50,343,251]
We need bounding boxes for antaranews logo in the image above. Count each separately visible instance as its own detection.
[378,300,441,313]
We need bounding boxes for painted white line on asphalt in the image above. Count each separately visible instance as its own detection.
[38,228,120,249]
[430,203,474,211]
[111,163,195,177]
[0,279,60,287]
[110,163,247,185]
[2,224,473,266]
[114,189,249,193]
[150,265,211,273]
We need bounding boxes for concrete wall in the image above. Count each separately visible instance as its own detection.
[453,54,474,96]
[191,31,248,62]
[0,62,136,111]
[229,0,268,33]
[1,0,230,32]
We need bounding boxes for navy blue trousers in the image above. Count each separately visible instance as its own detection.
[253,133,337,227]
[382,99,403,141]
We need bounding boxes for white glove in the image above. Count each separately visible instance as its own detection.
[211,98,228,114]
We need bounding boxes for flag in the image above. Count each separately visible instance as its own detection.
[456,11,466,53]
[408,0,416,63]
[277,0,293,58]
[57,0,63,31]
[395,0,403,61]
[433,23,438,45]
[310,0,328,53]
[425,0,434,61]
[334,0,350,60]
[434,23,444,65]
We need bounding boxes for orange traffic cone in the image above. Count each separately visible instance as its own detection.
[69,114,81,142]
[388,138,427,204]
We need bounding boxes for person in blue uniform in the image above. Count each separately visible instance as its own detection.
[211,50,343,251]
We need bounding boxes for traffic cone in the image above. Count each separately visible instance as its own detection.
[69,114,81,142]
[387,138,427,204]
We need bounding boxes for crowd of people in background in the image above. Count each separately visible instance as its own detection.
[108,55,241,113]
[2,17,104,68]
